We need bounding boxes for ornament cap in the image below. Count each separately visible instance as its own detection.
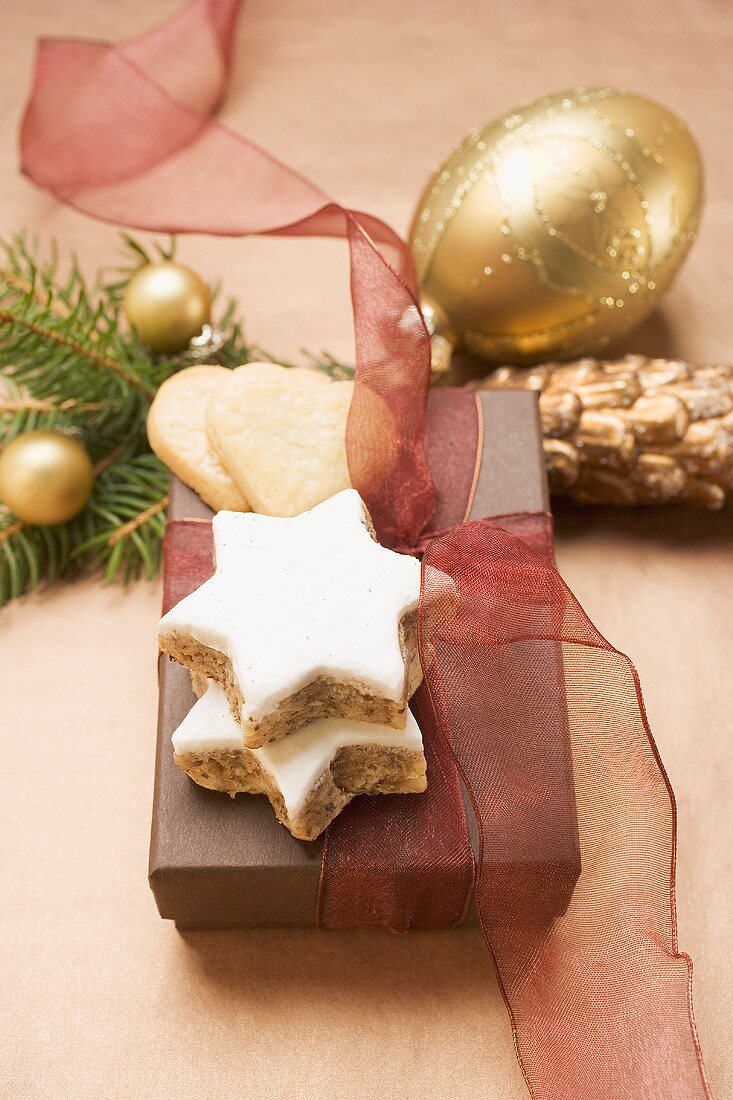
[429,334,454,376]
[189,323,226,361]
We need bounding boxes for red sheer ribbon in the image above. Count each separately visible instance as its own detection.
[161,518,213,616]
[318,387,481,931]
[421,512,709,1098]
[21,0,433,552]
[21,2,710,1096]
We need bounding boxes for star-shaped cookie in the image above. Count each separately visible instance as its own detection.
[172,680,427,840]
[159,489,423,747]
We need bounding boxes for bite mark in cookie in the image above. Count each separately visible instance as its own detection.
[173,680,427,840]
[158,489,423,746]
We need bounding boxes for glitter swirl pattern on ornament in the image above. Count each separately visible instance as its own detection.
[409,88,704,365]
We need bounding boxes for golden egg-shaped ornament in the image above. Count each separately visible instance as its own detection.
[124,261,211,354]
[0,430,94,525]
[409,88,704,368]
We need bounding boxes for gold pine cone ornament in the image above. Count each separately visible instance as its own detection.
[480,356,733,508]
[410,88,704,367]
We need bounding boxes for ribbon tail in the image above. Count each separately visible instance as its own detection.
[420,513,711,1100]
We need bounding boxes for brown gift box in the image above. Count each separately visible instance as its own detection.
[149,389,577,929]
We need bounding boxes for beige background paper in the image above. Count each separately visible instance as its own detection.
[1,1,731,1096]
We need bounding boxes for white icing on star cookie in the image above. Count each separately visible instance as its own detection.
[172,680,426,835]
[159,489,422,746]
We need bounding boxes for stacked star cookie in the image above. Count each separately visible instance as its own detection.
[159,490,427,840]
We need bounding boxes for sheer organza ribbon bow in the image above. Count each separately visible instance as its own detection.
[21,2,710,1095]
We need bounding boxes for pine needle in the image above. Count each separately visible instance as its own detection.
[0,233,352,606]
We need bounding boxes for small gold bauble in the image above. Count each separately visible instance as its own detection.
[409,88,704,367]
[123,261,211,354]
[0,430,94,525]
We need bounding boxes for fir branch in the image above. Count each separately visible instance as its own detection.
[107,493,169,548]
[0,233,352,607]
[0,449,171,604]
[0,395,103,414]
[304,350,354,380]
[2,242,167,436]
[251,344,354,380]
[0,268,68,316]
[75,452,170,585]
[0,304,156,397]
[0,507,80,603]
[0,517,24,546]
[0,235,173,602]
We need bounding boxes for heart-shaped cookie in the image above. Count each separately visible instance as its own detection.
[207,365,354,517]
[148,363,325,513]
[147,366,250,513]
